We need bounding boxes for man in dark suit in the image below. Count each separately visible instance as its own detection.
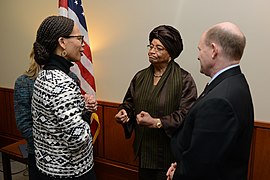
[166,22,254,180]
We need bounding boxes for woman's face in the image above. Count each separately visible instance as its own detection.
[148,39,171,65]
[64,25,84,62]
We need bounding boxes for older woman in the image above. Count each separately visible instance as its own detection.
[31,16,96,180]
[115,25,197,180]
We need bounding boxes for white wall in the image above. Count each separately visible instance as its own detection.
[0,0,269,121]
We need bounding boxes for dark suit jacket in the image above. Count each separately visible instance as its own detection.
[171,66,254,180]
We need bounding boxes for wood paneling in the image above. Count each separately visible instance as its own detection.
[0,88,22,147]
[1,87,270,180]
[103,106,138,166]
[249,127,270,180]
[94,157,138,180]
[94,102,138,180]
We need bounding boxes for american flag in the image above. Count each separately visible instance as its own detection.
[59,0,100,144]
[59,0,96,96]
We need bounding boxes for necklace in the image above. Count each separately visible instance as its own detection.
[153,74,162,78]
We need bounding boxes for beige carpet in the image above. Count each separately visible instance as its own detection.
[0,152,29,180]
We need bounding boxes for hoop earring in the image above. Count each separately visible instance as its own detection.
[61,50,67,57]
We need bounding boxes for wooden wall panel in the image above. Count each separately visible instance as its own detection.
[94,158,138,180]
[0,90,7,134]
[103,106,139,166]
[249,127,270,180]
[1,87,270,180]
[0,88,22,147]
[94,101,138,180]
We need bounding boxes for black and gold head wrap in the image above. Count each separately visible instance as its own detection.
[33,15,74,65]
[149,25,183,60]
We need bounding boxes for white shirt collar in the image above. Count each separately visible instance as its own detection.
[208,64,240,84]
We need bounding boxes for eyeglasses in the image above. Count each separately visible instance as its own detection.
[147,44,166,53]
[63,35,84,44]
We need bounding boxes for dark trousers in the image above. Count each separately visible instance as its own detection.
[28,153,40,180]
[139,168,167,180]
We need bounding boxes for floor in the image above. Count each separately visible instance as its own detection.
[0,152,29,180]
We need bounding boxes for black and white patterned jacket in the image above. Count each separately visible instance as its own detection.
[32,55,93,178]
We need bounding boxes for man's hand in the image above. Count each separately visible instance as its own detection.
[166,162,177,180]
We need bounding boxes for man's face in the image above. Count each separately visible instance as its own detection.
[197,33,213,77]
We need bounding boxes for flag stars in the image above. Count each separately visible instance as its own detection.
[74,0,78,5]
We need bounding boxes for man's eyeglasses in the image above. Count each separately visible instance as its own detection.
[63,35,84,44]
[147,44,166,53]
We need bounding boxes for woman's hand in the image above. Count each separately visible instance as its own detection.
[83,94,97,112]
[115,109,129,124]
[136,111,157,128]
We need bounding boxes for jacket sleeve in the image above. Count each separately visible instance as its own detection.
[173,98,239,179]
[162,71,197,137]
[118,75,137,139]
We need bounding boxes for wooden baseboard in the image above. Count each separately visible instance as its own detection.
[1,87,270,180]
[94,157,138,180]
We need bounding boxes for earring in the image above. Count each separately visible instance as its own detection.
[61,50,67,57]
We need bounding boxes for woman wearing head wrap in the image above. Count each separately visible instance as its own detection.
[115,25,197,179]
[31,15,96,179]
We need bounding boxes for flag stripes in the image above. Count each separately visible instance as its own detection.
[59,0,96,96]
[59,0,100,144]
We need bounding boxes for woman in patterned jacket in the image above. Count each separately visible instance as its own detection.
[31,15,96,180]
[14,49,88,179]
